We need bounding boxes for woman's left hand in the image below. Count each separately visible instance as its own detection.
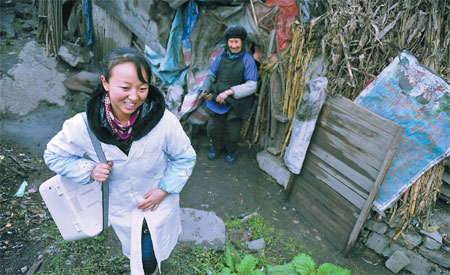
[137,188,170,211]
[216,89,233,104]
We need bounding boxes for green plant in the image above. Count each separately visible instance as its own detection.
[226,219,243,229]
[267,253,351,275]
[220,241,264,275]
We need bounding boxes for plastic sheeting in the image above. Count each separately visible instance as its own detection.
[144,8,188,86]
[355,50,450,213]
[284,77,327,174]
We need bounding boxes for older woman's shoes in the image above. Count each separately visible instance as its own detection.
[208,147,219,160]
[225,150,240,163]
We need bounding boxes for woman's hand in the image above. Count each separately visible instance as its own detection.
[216,89,233,104]
[201,90,213,100]
[90,161,113,182]
[137,188,170,212]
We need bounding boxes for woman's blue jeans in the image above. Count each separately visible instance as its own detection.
[142,220,157,274]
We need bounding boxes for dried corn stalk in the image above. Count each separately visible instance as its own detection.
[388,162,444,239]
[321,0,449,99]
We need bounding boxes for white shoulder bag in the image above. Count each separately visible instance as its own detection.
[39,113,109,241]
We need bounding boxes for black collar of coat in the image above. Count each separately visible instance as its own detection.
[85,84,166,146]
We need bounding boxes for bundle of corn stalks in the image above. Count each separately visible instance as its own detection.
[36,0,63,56]
[321,0,449,99]
[385,162,445,243]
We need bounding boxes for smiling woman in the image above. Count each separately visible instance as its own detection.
[43,47,196,275]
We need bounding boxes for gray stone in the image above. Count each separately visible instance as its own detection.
[15,3,33,19]
[404,252,438,275]
[365,220,389,234]
[396,231,422,249]
[385,250,410,274]
[246,238,265,250]
[0,8,16,39]
[386,229,396,239]
[421,229,443,243]
[0,41,67,116]
[256,150,290,188]
[179,208,226,251]
[58,44,91,68]
[423,236,442,250]
[383,243,408,258]
[389,215,402,228]
[228,227,249,243]
[419,248,450,268]
[366,232,390,255]
[360,229,370,238]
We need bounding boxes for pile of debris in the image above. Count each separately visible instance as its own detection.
[0,144,52,274]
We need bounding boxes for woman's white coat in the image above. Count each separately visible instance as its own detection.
[45,110,195,274]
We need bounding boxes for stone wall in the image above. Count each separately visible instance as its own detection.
[360,204,450,274]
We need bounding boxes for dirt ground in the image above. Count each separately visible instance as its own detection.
[0,15,394,275]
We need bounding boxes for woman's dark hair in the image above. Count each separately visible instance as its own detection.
[102,47,152,84]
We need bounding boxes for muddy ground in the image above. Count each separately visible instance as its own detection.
[0,7,394,274]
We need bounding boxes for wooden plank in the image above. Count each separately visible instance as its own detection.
[315,118,384,174]
[303,153,367,209]
[292,175,354,249]
[93,0,174,56]
[344,126,404,255]
[319,104,394,162]
[309,140,374,195]
[92,3,132,59]
[295,165,360,229]
[327,96,401,135]
[313,126,379,187]
[287,96,404,254]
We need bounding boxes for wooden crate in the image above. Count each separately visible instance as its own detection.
[290,96,404,255]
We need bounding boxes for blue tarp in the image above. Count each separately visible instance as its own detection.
[355,50,450,213]
[144,1,198,86]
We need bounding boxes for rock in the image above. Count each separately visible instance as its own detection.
[385,250,410,274]
[20,266,27,273]
[396,231,422,249]
[0,41,67,116]
[15,3,33,19]
[386,229,396,239]
[256,150,290,188]
[228,227,249,243]
[365,220,388,234]
[70,91,91,113]
[246,238,265,250]
[383,243,408,258]
[420,229,443,244]
[423,236,442,250]
[58,44,91,68]
[366,232,390,255]
[0,8,16,39]
[241,212,258,223]
[388,215,401,228]
[404,253,437,275]
[179,208,226,251]
[418,248,450,268]
[360,229,370,238]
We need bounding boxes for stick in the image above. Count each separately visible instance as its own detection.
[249,0,259,28]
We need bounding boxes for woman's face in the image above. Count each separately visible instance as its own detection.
[227,38,242,54]
[101,62,149,123]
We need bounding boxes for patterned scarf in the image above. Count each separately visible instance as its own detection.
[104,93,140,140]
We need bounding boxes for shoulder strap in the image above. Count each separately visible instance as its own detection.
[82,113,109,231]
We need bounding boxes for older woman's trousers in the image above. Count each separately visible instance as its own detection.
[207,113,242,154]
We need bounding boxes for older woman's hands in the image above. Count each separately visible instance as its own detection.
[216,89,233,104]
[201,90,213,100]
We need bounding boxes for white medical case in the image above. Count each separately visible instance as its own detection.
[39,175,103,241]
